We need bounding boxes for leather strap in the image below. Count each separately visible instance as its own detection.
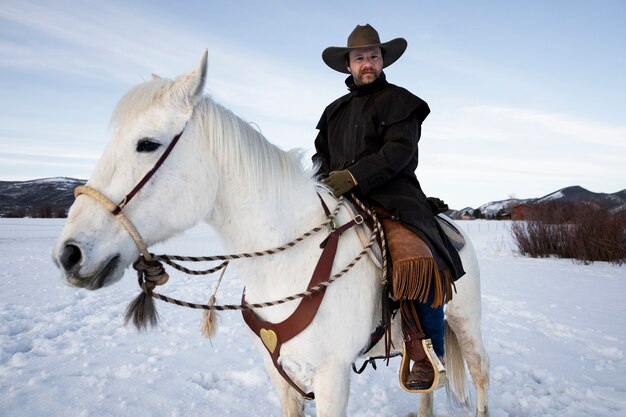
[241,206,363,399]
[400,300,426,362]
[112,127,186,215]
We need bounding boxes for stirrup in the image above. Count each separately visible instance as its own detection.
[399,339,447,393]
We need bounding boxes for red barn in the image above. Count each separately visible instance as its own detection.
[512,204,535,220]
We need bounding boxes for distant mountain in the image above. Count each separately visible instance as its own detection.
[449,185,626,219]
[0,177,86,217]
[535,186,626,214]
[1,179,625,219]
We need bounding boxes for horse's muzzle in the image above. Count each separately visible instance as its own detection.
[56,243,121,290]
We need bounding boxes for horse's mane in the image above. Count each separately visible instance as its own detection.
[194,97,310,196]
[111,79,313,198]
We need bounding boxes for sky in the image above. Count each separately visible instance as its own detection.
[0,0,625,209]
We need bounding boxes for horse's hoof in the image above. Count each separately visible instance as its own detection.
[476,407,489,417]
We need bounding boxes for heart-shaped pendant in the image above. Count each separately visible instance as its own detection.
[260,328,278,353]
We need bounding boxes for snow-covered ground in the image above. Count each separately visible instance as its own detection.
[1,218,624,416]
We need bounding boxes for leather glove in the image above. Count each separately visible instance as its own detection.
[426,197,449,214]
[322,170,357,197]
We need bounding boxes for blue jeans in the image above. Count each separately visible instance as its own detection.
[415,285,445,357]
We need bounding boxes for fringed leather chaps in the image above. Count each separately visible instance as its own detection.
[380,217,454,307]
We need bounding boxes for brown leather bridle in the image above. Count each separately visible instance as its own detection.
[74,126,186,261]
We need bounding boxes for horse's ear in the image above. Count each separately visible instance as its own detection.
[170,49,208,110]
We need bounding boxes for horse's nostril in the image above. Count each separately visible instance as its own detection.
[60,244,82,271]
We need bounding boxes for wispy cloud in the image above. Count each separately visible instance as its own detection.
[0,0,334,120]
[429,105,626,148]
[0,0,334,179]
[0,0,207,83]
[418,104,626,205]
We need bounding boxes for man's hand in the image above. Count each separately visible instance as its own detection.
[426,197,449,214]
[322,170,357,197]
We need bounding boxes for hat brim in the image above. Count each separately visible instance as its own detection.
[322,37,407,74]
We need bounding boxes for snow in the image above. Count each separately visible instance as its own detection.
[6,177,80,185]
[476,200,524,217]
[538,191,565,203]
[1,218,625,416]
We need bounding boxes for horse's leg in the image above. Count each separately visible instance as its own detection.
[418,392,434,417]
[470,340,490,417]
[446,314,490,417]
[464,340,489,417]
[262,355,305,417]
[311,358,350,417]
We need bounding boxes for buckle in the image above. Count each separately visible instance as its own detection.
[354,215,364,225]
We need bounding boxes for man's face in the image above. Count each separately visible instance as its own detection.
[347,46,383,86]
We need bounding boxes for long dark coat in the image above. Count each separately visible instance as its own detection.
[312,73,465,281]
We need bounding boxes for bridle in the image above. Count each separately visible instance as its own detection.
[74,126,186,260]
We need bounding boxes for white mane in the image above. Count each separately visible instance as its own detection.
[111,78,314,201]
[193,96,313,197]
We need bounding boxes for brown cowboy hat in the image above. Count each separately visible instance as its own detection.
[322,24,407,74]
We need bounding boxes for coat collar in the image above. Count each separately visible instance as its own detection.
[345,72,388,96]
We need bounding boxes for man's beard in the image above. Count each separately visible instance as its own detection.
[356,69,379,85]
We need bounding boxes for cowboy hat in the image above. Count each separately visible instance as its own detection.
[322,24,407,74]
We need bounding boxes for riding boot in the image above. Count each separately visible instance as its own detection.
[399,300,447,392]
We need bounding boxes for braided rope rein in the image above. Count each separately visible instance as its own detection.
[134,194,387,312]
[151,217,335,275]
[144,216,383,311]
[74,183,388,329]
[133,195,387,311]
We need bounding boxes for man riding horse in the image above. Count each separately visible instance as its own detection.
[312,24,465,390]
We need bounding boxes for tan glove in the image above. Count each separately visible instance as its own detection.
[322,170,357,197]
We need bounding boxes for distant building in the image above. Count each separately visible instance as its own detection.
[512,204,535,220]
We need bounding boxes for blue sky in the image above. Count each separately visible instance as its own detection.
[1,0,624,208]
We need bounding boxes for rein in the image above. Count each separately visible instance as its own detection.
[75,182,386,321]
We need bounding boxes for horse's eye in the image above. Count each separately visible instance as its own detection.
[136,138,161,153]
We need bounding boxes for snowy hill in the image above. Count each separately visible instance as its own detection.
[1,179,625,218]
[0,177,85,217]
[453,185,626,218]
[536,186,626,213]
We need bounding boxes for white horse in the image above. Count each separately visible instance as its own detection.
[53,51,489,417]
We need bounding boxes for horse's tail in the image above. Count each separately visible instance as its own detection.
[444,320,470,406]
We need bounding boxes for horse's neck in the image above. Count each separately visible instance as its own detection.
[198,107,324,253]
[209,172,326,303]
[212,181,322,251]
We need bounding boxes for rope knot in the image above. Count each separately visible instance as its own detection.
[133,256,169,286]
